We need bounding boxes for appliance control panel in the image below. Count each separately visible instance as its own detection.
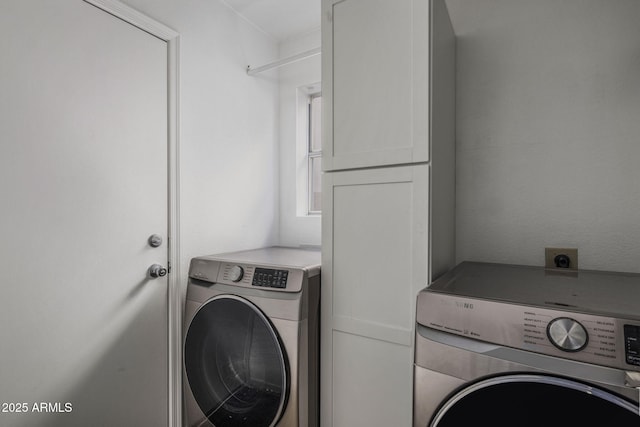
[252,267,288,288]
[624,324,640,367]
[188,258,306,293]
[417,291,640,371]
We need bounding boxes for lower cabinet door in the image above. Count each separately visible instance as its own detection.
[321,164,429,426]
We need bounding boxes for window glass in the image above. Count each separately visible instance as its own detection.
[309,94,322,153]
[308,92,322,214]
[309,155,322,213]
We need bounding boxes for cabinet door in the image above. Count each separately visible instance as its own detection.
[322,0,430,170]
[321,165,429,426]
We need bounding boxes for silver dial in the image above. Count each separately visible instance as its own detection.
[547,317,588,352]
[229,265,244,282]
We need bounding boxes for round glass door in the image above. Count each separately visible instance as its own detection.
[184,295,288,427]
[431,374,639,426]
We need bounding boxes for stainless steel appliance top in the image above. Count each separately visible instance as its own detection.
[193,246,321,276]
[418,262,640,371]
[426,261,640,320]
[188,246,320,293]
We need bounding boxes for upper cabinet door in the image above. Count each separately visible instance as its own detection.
[322,0,430,171]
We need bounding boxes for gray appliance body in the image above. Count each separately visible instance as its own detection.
[184,247,320,427]
[414,262,640,426]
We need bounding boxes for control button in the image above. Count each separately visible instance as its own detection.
[229,265,244,282]
[250,267,288,288]
[547,317,588,352]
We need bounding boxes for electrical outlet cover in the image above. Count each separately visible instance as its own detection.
[545,247,578,270]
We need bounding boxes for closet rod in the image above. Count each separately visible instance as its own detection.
[247,47,320,76]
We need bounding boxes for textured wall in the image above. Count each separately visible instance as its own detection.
[123,0,281,277]
[448,0,640,272]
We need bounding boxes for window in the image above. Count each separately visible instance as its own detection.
[295,83,322,217]
[307,92,322,214]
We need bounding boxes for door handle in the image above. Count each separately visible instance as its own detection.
[148,264,168,279]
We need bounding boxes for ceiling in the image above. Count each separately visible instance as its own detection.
[223,0,320,42]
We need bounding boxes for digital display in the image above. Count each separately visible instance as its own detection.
[624,324,640,366]
[252,268,288,289]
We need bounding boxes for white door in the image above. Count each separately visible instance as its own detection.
[0,1,170,426]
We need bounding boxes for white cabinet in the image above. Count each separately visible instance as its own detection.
[321,165,429,427]
[321,0,456,425]
[322,0,430,171]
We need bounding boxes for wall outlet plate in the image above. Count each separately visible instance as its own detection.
[545,247,578,270]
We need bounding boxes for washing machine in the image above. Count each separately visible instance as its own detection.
[414,261,640,426]
[183,246,320,427]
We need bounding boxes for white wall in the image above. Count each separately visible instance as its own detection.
[121,0,281,277]
[278,28,322,247]
[447,0,640,273]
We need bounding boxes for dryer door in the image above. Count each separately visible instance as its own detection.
[184,295,288,427]
[430,374,640,426]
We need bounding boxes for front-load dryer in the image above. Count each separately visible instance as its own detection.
[183,246,320,427]
[414,262,640,426]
